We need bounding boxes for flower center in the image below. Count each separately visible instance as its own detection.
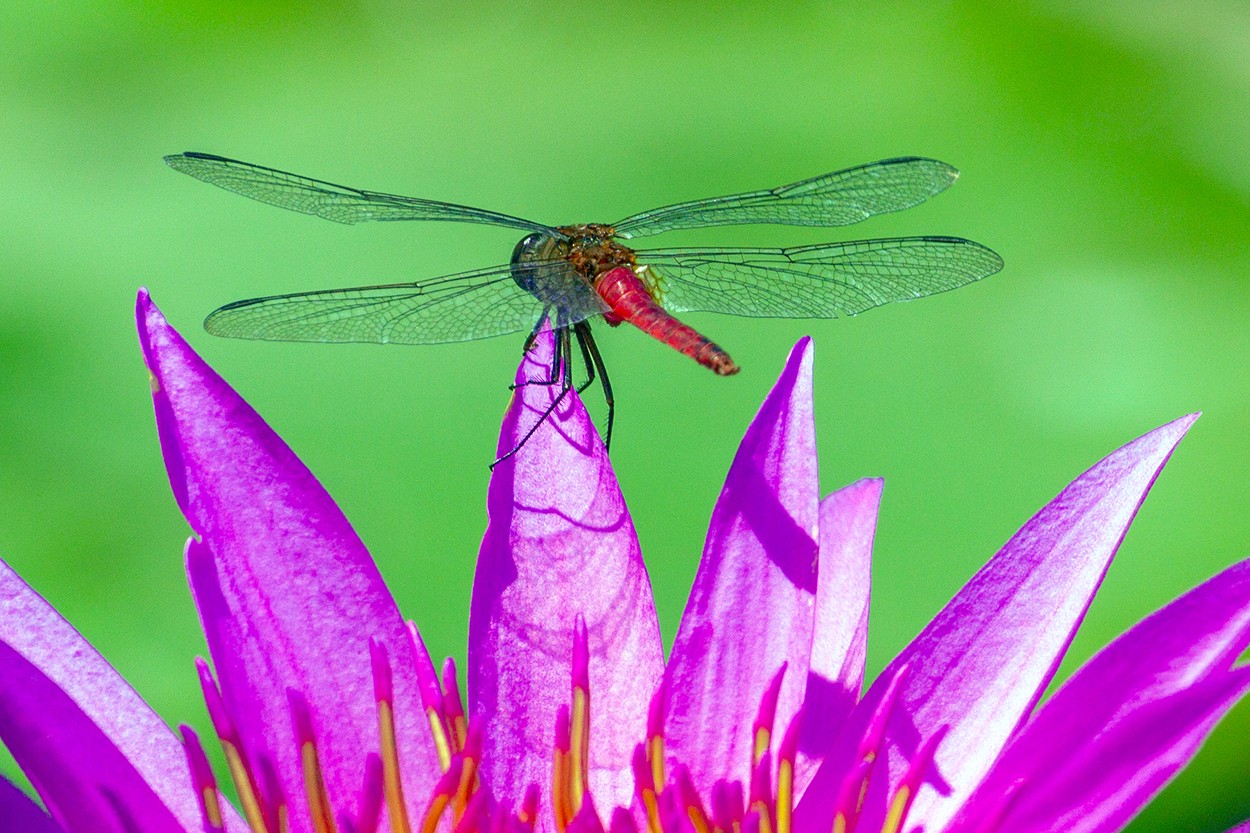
[180,626,944,833]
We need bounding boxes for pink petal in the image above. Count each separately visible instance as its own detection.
[0,559,245,833]
[794,477,882,798]
[796,414,1196,833]
[0,777,64,833]
[136,290,437,829]
[665,338,820,794]
[1003,668,1250,833]
[948,558,1250,833]
[469,327,664,819]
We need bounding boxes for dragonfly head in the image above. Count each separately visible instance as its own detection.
[510,232,545,264]
[510,232,568,293]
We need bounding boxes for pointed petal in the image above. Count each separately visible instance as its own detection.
[999,668,1249,833]
[469,327,664,821]
[665,339,820,794]
[796,415,1196,833]
[0,777,64,833]
[794,477,881,798]
[0,558,246,833]
[947,558,1250,833]
[136,290,438,828]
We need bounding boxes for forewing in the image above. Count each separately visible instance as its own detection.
[203,261,609,345]
[637,237,1003,318]
[612,157,960,239]
[165,152,558,233]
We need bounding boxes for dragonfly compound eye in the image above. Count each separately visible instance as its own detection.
[510,232,551,292]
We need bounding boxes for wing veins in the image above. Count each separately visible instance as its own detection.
[165,152,560,234]
[203,259,612,345]
[636,236,1003,318]
[613,157,961,238]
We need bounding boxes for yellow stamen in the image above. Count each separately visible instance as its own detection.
[776,758,793,833]
[199,785,224,830]
[686,803,711,833]
[552,746,572,831]
[647,735,665,794]
[640,786,662,833]
[303,744,336,833]
[420,793,451,833]
[754,804,774,833]
[453,753,478,824]
[854,757,874,821]
[879,785,911,833]
[753,726,771,769]
[427,708,452,772]
[569,685,590,812]
[221,739,269,833]
[377,699,413,833]
[449,714,469,754]
[832,813,849,833]
[300,739,338,833]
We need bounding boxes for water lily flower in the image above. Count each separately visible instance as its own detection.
[0,289,1248,833]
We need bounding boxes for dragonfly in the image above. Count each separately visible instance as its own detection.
[166,152,1002,461]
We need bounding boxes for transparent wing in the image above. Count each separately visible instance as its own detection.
[203,260,609,345]
[636,237,1003,318]
[165,152,559,234]
[612,157,960,239]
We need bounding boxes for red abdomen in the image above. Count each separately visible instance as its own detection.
[594,266,739,376]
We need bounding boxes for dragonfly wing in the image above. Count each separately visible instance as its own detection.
[612,157,960,239]
[204,261,610,345]
[636,237,1003,318]
[165,152,558,233]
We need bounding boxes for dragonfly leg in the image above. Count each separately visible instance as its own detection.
[553,325,571,385]
[521,315,546,353]
[491,325,575,469]
[575,321,614,455]
[511,310,555,391]
[573,325,596,395]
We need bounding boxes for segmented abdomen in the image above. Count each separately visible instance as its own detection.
[594,266,739,376]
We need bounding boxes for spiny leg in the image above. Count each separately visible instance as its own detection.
[521,307,551,353]
[574,324,597,395]
[491,320,575,469]
[574,321,614,454]
[556,324,572,385]
[510,309,558,391]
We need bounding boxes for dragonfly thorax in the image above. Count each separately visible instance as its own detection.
[557,224,637,282]
[509,225,639,308]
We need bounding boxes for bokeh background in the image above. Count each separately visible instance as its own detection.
[2,1,1248,829]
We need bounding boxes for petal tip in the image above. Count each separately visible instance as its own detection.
[786,336,814,378]
[757,335,814,416]
[1156,412,1200,440]
[856,476,885,495]
[135,288,160,364]
[135,288,187,385]
[134,287,165,337]
[1161,412,1199,432]
[1128,412,1200,467]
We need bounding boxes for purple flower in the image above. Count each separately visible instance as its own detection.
[0,289,1247,833]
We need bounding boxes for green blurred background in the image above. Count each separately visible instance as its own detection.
[2,1,1248,829]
